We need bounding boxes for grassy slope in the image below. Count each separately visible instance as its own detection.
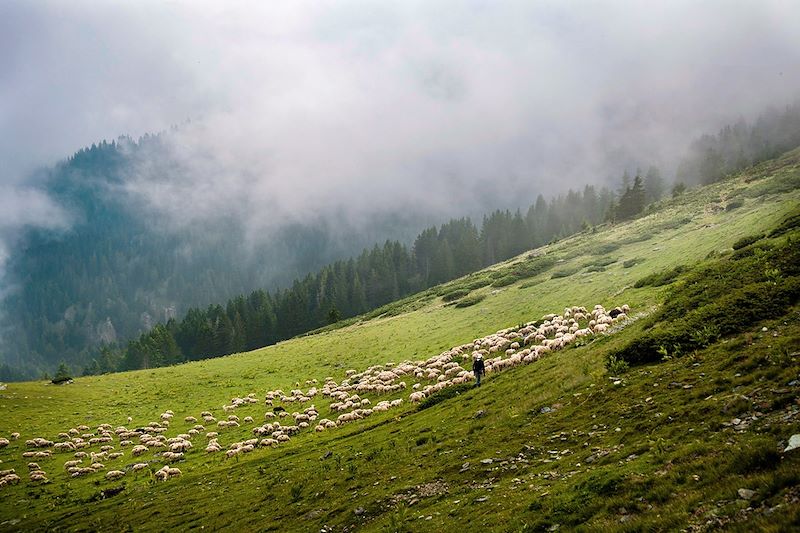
[0,149,799,531]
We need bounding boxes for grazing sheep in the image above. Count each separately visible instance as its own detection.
[131,445,149,457]
[132,463,149,472]
[105,470,125,480]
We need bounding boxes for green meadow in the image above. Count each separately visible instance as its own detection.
[1,148,799,531]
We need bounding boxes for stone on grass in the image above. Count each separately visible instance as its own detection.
[784,434,800,453]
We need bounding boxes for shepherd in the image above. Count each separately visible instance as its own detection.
[472,354,485,387]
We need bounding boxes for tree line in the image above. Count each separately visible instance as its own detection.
[82,177,669,375]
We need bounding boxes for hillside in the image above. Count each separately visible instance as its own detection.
[0,148,799,531]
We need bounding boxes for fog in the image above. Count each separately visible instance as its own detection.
[2,0,800,243]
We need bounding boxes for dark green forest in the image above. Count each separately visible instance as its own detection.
[1,104,798,380]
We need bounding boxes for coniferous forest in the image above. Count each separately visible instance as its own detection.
[1,104,799,380]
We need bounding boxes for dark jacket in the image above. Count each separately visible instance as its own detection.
[472,358,485,375]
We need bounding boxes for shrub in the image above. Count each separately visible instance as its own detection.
[441,288,470,302]
[462,277,493,290]
[618,233,654,245]
[491,275,518,287]
[732,234,764,250]
[604,355,629,375]
[633,265,687,288]
[769,209,800,237]
[551,266,580,279]
[729,438,781,474]
[609,237,800,366]
[725,198,745,211]
[454,294,486,308]
[623,258,643,268]
[417,383,474,410]
[593,243,621,255]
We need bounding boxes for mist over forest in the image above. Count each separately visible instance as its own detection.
[1,1,800,379]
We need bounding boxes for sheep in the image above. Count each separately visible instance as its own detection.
[131,445,149,457]
[0,439,8,448]
[107,452,124,460]
[2,473,21,485]
[105,470,125,480]
[154,466,181,481]
[132,463,149,472]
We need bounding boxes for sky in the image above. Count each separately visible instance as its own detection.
[1,0,800,246]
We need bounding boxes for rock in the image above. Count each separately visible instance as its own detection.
[788,380,799,387]
[480,459,493,465]
[474,496,488,503]
[613,380,622,386]
[323,451,333,459]
[354,507,366,516]
[762,327,768,332]
[732,418,742,425]
[737,488,756,500]
[784,434,800,452]
[474,410,486,419]
[540,406,552,414]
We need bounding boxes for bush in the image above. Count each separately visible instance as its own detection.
[725,198,745,211]
[551,266,580,279]
[769,209,800,237]
[417,382,474,410]
[593,243,621,255]
[454,294,486,308]
[623,258,643,268]
[633,265,687,288]
[491,275,518,288]
[462,277,493,290]
[618,233,654,245]
[732,234,764,250]
[585,257,617,270]
[609,237,800,366]
[730,438,781,474]
[441,288,471,302]
[605,355,630,375]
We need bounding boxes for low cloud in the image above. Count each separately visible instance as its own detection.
[2,1,800,241]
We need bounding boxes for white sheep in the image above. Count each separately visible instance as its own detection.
[105,470,125,480]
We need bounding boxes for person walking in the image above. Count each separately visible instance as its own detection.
[472,354,485,386]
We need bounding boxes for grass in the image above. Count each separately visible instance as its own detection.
[1,147,800,531]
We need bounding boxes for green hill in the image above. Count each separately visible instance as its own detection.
[1,148,799,531]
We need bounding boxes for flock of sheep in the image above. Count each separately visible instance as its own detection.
[0,304,629,489]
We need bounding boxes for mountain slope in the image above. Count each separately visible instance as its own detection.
[0,147,799,531]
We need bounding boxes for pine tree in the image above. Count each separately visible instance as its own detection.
[327,305,342,324]
[644,165,664,203]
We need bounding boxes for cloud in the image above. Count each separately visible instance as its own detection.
[2,0,800,240]
[0,185,71,288]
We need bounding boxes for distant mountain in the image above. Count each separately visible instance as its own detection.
[0,135,433,380]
